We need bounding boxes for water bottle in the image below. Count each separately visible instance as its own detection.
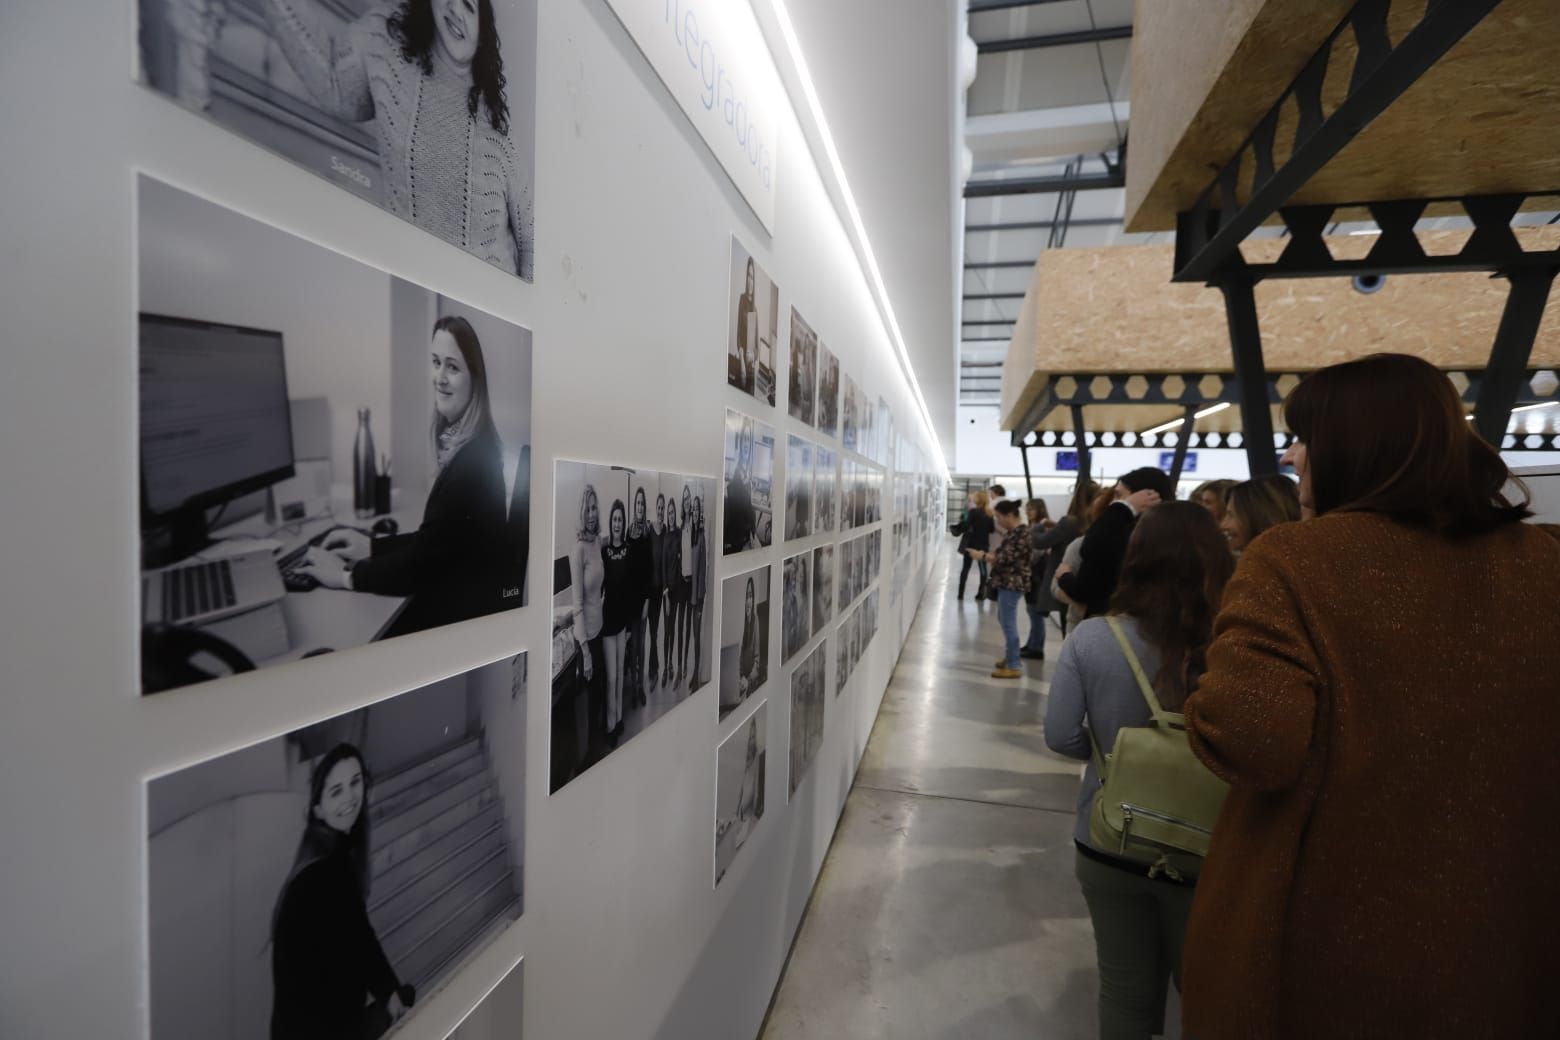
[353,408,376,518]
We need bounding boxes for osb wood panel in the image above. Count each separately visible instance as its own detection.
[999,232,1560,431]
[1126,0,1355,231]
[1126,0,1560,232]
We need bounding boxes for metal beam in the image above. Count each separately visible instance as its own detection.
[964,169,1125,198]
[967,217,1121,234]
[1218,276,1278,478]
[963,336,1014,342]
[1020,443,1034,501]
[1474,269,1559,446]
[963,320,1015,327]
[1072,405,1092,493]
[1168,405,1198,485]
[978,25,1131,54]
[968,0,1073,12]
[963,260,1037,270]
[1173,0,1503,283]
[963,292,1026,301]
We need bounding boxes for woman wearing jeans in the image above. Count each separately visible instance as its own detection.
[967,499,1030,679]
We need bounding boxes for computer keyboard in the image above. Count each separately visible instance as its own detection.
[162,560,238,624]
[277,526,356,591]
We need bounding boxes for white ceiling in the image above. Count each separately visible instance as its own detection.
[769,0,962,461]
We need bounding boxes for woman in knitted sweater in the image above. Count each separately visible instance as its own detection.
[1182,354,1560,1039]
[263,0,534,278]
[967,499,1030,678]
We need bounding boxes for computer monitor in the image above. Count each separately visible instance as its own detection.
[140,313,296,565]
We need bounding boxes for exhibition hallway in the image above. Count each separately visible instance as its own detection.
[761,550,1175,1039]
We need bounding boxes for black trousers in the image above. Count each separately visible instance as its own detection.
[958,552,988,595]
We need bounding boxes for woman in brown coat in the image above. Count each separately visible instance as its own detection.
[1181,354,1560,1039]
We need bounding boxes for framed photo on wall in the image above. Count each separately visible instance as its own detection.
[727,236,779,406]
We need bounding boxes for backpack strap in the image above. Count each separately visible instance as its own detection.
[1105,616,1177,726]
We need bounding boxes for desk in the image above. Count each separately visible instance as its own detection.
[209,490,414,663]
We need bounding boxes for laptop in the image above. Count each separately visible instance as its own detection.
[143,547,287,627]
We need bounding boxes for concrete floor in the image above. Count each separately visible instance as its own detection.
[760,553,1181,1040]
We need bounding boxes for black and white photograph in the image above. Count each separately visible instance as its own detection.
[841,372,859,453]
[787,640,827,799]
[785,435,813,541]
[781,550,811,664]
[865,588,880,648]
[787,307,817,426]
[715,702,767,886]
[551,462,715,793]
[726,236,779,406]
[812,544,834,634]
[813,447,837,533]
[837,538,854,615]
[723,410,775,555]
[445,957,524,1039]
[137,0,538,281]
[835,616,850,695]
[718,566,770,721]
[816,343,839,438]
[138,176,532,697]
[148,654,526,1040]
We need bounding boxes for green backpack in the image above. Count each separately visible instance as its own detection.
[1087,617,1229,881]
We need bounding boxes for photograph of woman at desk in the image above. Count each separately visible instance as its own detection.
[297,315,510,639]
[551,462,715,793]
[137,0,538,281]
[718,567,770,721]
[136,176,533,697]
[723,410,774,556]
[715,703,766,887]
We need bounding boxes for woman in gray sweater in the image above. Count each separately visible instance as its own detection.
[1043,502,1234,1040]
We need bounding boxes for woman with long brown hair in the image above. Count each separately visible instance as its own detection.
[1219,474,1301,555]
[1044,502,1234,1038]
[1182,354,1560,1039]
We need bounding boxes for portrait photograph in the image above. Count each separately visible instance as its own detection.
[841,372,859,452]
[137,0,538,281]
[781,550,811,664]
[137,176,531,697]
[147,654,526,1040]
[812,544,834,634]
[723,410,775,556]
[787,307,817,426]
[784,435,813,541]
[835,615,850,695]
[718,566,771,721]
[726,236,779,406]
[837,539,854,615]
[715,701,767,886]
[551,462,716,793]
[445,957,523,1039]
[816,343,839,438]
[788,640,827,800]
[813,447,837,533]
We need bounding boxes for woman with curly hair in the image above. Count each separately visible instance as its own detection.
[261,0,534,277]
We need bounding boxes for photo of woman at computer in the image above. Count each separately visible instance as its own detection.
[550,461,715,793]
[718,566,770,721]
[137,177,532,696]
[787,308,817,427]
[715,702,766,886]
[137,0,537,281]
[723,410,775,556]
[726,237,779,407]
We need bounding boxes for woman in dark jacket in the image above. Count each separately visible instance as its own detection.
[956,490,995,599]
[300,315,508,638]
[271,744,412,1040]
[1021,498,1075,660]
[1182,354,1560,1040]
[600,498,633,744]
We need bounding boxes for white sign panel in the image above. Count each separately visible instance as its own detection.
[605,0,782,231]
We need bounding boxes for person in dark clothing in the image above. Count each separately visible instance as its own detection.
[725,418,758,553]
[738,575,764,698]
[648,493,667,689]
[957,490,996,599]
[299,315,510,639]
[732,257,758,395]
[689,495,709,690]
[1055,467,1174,619]
[1022,498,1075,660]
[662,502,681,690]
[270,744,413,1040]
[626,487,653,707]
[600,499,633,745]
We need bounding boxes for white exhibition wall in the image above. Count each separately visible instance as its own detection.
[0,3,943,1040]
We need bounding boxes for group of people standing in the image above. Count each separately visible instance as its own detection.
[571,481,709,762]
[1005,354,1559,1038]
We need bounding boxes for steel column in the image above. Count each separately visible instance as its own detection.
[1020,442,1034,501]
[1167,405,1199,486]
[1218,276,1278,478]
[1071,405,1092,493]
[1474,268,1560,446]
[964,169,1125,198]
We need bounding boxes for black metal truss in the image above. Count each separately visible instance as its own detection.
[1171,0,1505,285]
[1183,193,1560,282]
[1021,428,1560,453]
[976,25,1132,55]
[1007,367,1554,447]
[965,168,1124,199]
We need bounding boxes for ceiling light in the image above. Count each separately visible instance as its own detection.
[1512,401,1558,413]
[1194,402,1231,420]
[1348,229,1382,236]
[1140,401,1231,437]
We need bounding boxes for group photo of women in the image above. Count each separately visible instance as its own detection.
[137,0,538,281]
[147,656,527,1039]
[551,462,715,792]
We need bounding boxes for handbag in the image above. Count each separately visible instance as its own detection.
[1086,617,1228,880]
